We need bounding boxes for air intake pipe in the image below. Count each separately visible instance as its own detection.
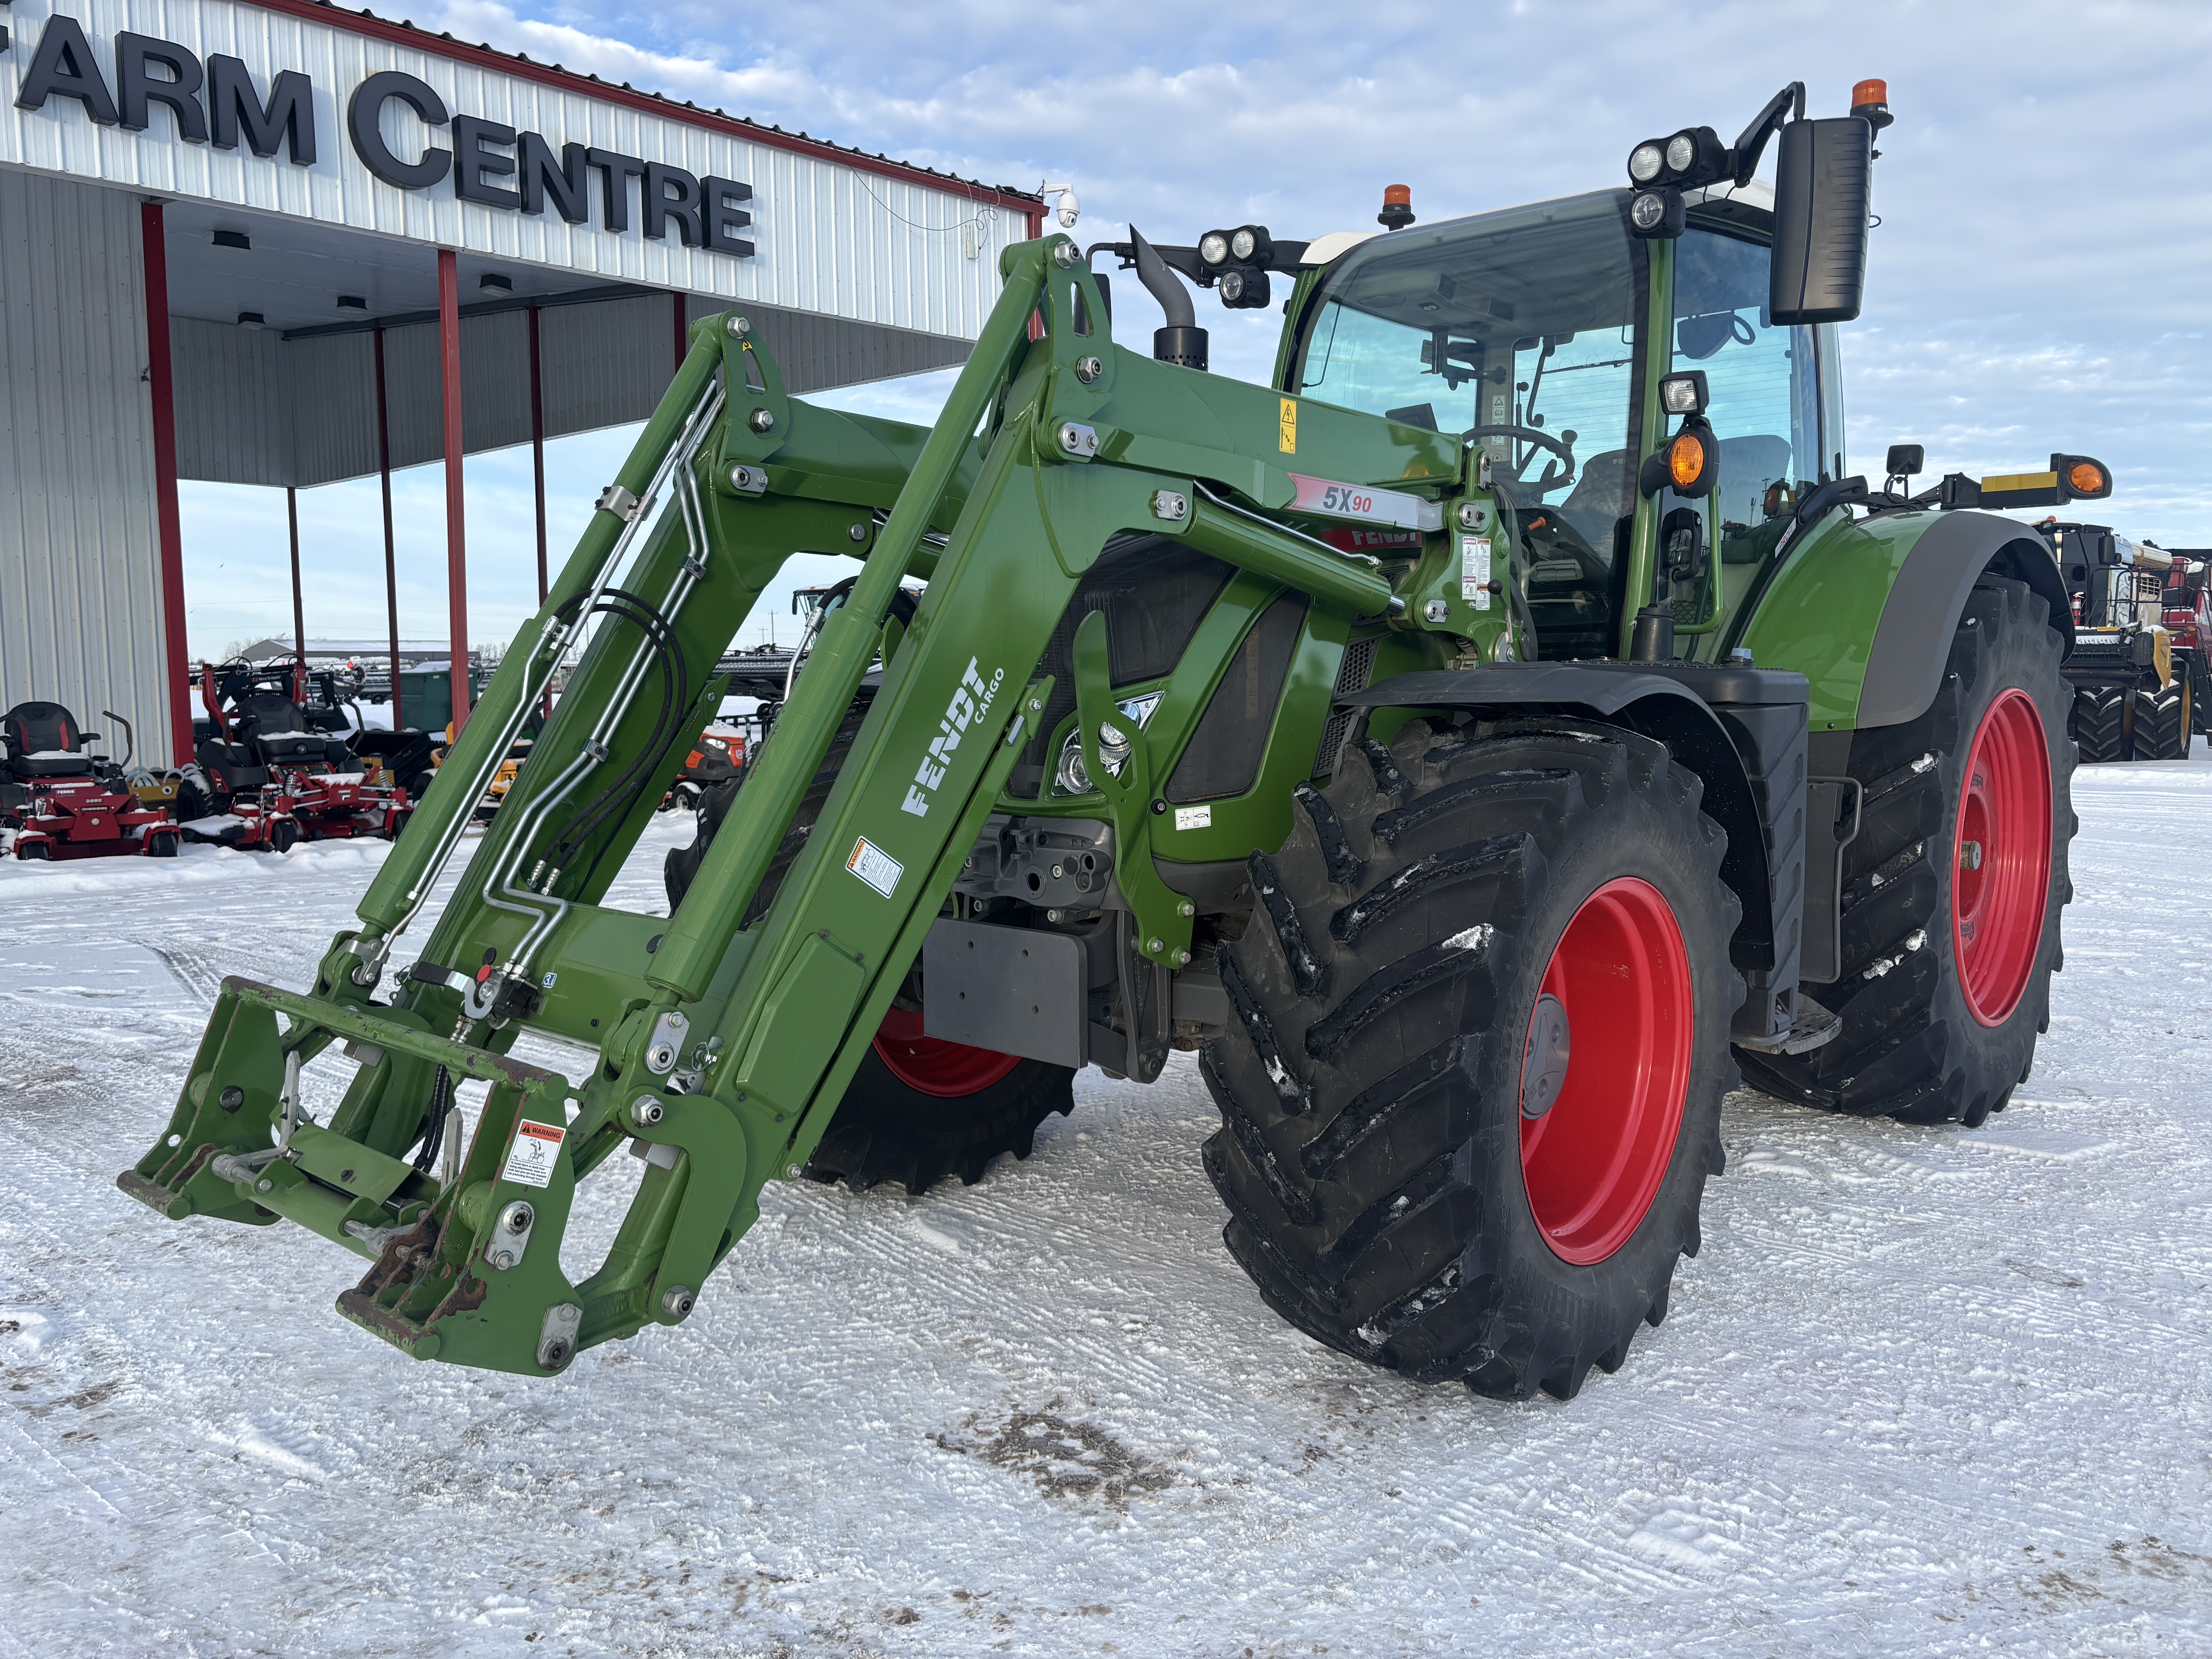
[1130,228,1207,371]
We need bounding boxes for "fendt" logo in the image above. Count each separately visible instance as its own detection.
[900,658,1003,818]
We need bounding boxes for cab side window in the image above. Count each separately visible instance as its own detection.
[1673,228,1824,561]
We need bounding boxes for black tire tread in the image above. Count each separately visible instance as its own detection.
[1739,579,2074,1127]
[2134,679,2188,761]
[2074,685,2129,763]
[1204,717,1741,1401]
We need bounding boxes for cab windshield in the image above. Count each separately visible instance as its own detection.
[1294,190,1646,560]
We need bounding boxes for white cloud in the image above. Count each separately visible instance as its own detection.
[193,0,2212,654]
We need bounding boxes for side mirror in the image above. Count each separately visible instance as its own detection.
[1770,116,1872,324]
[1884,443,1923,477]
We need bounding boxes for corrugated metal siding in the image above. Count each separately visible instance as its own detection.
[171,315,289,485]
[170,292,974,487]
[0,170,174,766]
[0,0,1025,336]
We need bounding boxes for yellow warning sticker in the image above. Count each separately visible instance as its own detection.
[1278,398,1297,455]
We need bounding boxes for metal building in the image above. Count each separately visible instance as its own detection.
[0,0,1040,766]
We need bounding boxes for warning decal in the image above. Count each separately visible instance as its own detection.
[1461,535,1493,609]
[847,835,904,898]
[502,1120,566,1189]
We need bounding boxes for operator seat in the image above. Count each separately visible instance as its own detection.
[233,692,345,766]
[1556,448,1632,555]
[2,701,97,778]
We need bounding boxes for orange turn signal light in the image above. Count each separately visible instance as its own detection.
[1668,431,1707,490]
[2067,460,2106,496]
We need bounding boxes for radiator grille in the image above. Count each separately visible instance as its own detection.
[1312,635,1378,780]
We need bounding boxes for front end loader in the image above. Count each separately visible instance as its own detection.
[122,78,2088,1400]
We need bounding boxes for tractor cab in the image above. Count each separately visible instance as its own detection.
[1279,186,1844,663]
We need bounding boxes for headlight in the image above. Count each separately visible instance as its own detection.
[1199,231,1230,266]
[1630,191,1669,231]
[1664,132,1696,175]
[1628,142,1664,184]
[1220,269,1247,303]
[1230,227,1256,260]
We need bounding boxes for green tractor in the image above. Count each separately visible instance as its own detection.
[122,79,2094,1401]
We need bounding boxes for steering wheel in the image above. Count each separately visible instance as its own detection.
[1462,424,1577,494]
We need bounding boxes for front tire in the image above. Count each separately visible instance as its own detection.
[1738,577,2073,1125]
[2073,685,2129,762]
[2134,677,2190,760]
[1204,718,1741,1401]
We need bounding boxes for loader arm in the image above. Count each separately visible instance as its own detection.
[119,235,1473,1376]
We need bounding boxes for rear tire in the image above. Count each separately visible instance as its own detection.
[2073,685,2129,762]
[1738,578,2073,1126]
[665,708,1074,1195]
[17,838,51,861]
[1204,718,1741,1401]
[2134,678,2189,760]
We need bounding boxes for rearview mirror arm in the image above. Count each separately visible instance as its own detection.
[1728,81,1806,187]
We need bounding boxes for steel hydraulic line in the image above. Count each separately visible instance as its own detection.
[372,381,725,960]
[476,448,722,994]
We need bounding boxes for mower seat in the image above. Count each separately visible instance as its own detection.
[2,701,96,778]
[194,738,270,795]
[234,692,334,766]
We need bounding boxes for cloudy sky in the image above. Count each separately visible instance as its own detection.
[184,0,2212,658]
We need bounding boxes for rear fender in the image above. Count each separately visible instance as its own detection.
[1343,662,1808,1043]
[1737,507,2071,732]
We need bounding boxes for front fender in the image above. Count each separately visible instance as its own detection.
[1738,508,2071,732]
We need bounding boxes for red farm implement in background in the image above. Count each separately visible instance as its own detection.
[1,703,179,861]
[182,661,416,850]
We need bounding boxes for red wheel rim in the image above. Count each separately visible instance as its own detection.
[1953,687,2052,1027]
[1518,878,1695,1266]
[871,1006,1022,1097]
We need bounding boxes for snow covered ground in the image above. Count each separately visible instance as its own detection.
[2,754,2207,1657]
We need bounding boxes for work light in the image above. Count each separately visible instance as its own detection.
[1629,141,1665,183]
[1198,230,1230,266]
[1659,371,1708,416]
[1630,189,1684,238]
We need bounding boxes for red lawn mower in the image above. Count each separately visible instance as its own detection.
[182,661,415,850]
[1,703,179,861]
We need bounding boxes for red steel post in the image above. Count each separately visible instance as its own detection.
[139,203,193,767]
[438,248,469,733]
[287,486,306,670]
[374,326,402,730]
[529,304,547,604]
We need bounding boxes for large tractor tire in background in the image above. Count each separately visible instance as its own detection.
[2073,685,2129,763]
[665,708,1075,1196]
[1203,718,1741,1401]
[1738,577,2074,1126]
[2134,678,2190,760]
